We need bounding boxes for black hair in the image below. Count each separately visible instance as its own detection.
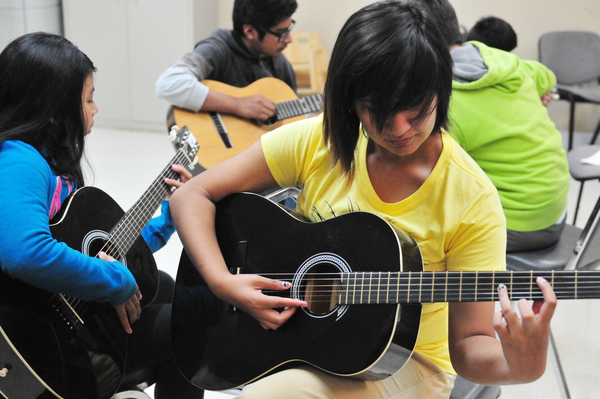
[466,16,517,52]
[0,32,96,186]
[323,0,453,176]
[419,0,463,47]
[232,0,298,40]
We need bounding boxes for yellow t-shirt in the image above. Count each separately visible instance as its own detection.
[261,114,506,374]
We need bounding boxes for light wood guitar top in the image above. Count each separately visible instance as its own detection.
[172,78,323,169]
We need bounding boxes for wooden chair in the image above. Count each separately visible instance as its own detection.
[283,32,329,96]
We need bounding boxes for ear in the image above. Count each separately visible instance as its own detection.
[243,24,258,40]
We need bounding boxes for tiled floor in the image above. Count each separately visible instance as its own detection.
[85,127,600,398]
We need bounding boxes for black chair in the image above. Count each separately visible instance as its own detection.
[538,31,600,151]
[566,144,600,224]
[449,376,501,399]
[505,195,600,399]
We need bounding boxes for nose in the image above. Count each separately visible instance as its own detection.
[386,113,412,136]
[92,103,99,116]
[283,32,292,44]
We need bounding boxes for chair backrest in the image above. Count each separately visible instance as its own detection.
[567,195,600,270]
[538,31,600,85]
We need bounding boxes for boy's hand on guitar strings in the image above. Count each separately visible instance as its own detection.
[98,251,143,334]
[493,277,557,382]
[234,95,276,121]
[216,273,308,330]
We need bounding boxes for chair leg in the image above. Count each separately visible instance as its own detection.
[548,328,571,399]
[568,99,576,150]
[573,181,585,225]
[590,117,600,145]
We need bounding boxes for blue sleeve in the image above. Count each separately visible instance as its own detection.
[0,142,137,306]
[141,200,176,253]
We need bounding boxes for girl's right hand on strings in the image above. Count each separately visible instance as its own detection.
[98,251,142,333]
[214,273,308,330]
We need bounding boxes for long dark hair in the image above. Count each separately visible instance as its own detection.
[0,32,96,185]
[323,0,453,176]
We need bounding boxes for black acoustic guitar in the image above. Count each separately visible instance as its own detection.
[0,126,199,399]
[171,192,600,391]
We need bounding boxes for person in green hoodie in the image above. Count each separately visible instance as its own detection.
[422,0,570,253]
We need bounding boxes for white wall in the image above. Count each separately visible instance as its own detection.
[0,0,63,50]
[217,0,600,132]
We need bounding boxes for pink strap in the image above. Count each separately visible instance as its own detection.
[49,177,73,219]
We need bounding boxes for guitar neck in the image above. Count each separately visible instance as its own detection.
[338,270,600,304]
[105,148,192,257]
[274,94,323,121]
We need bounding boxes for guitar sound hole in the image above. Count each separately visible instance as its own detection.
[89,239,122,262]
[301,264,341,315]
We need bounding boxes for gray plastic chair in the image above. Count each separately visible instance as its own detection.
[538,31,600,150]
[566,145,600,224]
[506,195,600,399]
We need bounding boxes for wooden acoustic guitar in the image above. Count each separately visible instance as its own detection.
[0,127,199,399]
[171,192,600,391]
[171,77,323,169]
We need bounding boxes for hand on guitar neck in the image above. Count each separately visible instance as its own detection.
[172,78,324,169]
[204,89,277,122]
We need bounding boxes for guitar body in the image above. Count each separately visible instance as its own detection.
[172,78,313,169]
[171,193,423,391]
[0,187,158,399]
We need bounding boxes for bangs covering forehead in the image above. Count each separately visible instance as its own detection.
[347,4,451,133]
[323,0,453,175]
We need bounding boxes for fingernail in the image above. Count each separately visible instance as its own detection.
[165,178,172,183]
[283,281,291,287]
[498,284,506,291]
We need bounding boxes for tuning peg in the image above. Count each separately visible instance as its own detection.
[188,155,199,170]
[168,125,180,142]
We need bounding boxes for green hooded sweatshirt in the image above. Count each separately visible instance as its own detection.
[449,41,570,232]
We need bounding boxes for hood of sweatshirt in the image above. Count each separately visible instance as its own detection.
[451,42,524,94]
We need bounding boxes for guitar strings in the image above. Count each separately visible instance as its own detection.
[242,271,600,303]
[65,149,192,315]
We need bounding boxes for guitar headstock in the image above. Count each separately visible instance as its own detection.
[168,125,200,169]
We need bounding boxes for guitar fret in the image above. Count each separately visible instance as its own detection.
[418,272,423,303]
[445,272,448,302]
[431,272,435,303]
[360,272,364,304]
[376,272,381,304]
[530,270,533,298]
[510,271,514,299]
[407,272,412,303]
[396,272,401,303]
[475,271,478,301]
[352,273,357,305]
[386,271,391,304]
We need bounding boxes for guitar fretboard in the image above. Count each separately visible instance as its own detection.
[104,146,194,259]
[338,270,600,304]
[275,94,323,121]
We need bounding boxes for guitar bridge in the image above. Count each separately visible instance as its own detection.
[210,112,233,148]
